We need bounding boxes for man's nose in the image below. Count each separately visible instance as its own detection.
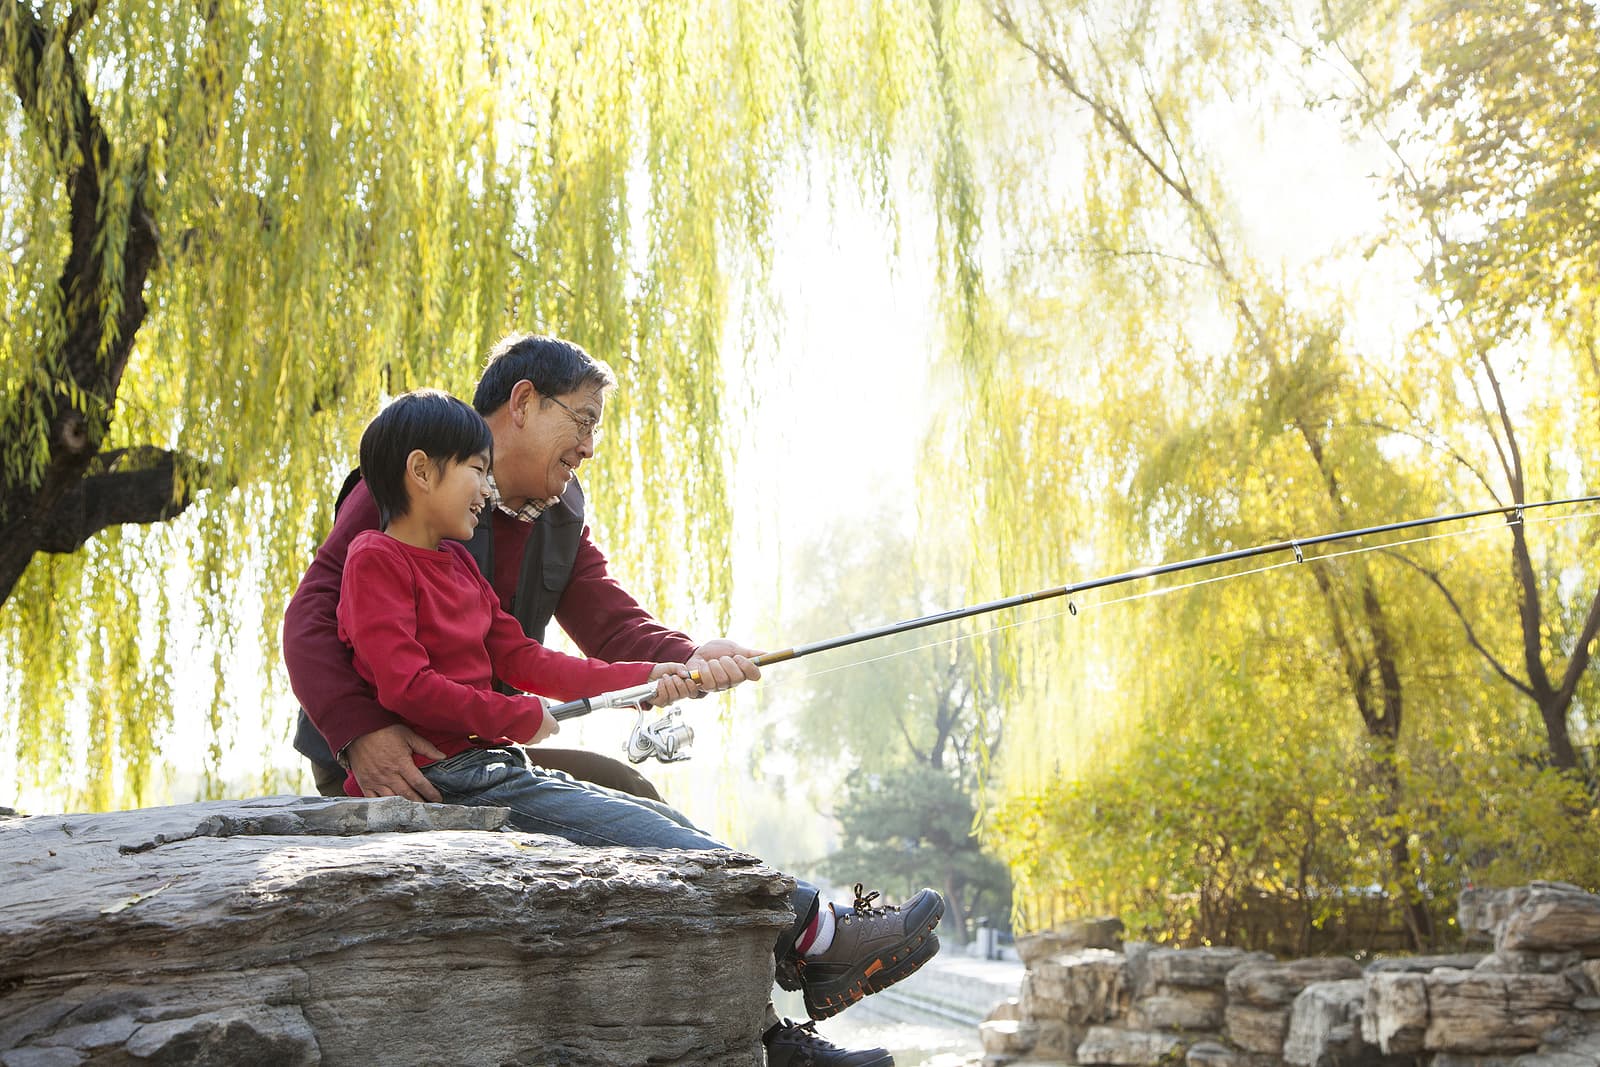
[575,437,595,461]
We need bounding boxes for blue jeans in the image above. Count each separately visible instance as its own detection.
[423,747,819,957]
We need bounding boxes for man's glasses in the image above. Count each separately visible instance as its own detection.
[543,393,602,442]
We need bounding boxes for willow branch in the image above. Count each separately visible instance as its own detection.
[1554,584,1600,710]
[1383,549,1535,699]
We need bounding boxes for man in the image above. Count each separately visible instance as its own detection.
[283,334,930,1067]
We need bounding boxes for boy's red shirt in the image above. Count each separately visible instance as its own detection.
[282,479,697,758]
[336,531,655,756]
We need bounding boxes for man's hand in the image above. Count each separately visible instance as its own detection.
[686,639,763,696]
[347,724,448,803]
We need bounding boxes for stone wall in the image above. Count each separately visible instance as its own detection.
[0,795,795,1066]
[981,883,1600,1066]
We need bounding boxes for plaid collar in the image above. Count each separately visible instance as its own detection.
[487,474,558,524]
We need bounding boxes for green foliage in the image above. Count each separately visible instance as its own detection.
[992,584,1600,950]
[948,0,1600,944]
[0,0,995,808]
[822,764,1012,943]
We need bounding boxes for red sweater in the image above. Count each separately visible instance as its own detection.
[337,531,654,754]
[283,479,698,758]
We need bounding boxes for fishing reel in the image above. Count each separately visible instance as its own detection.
[625,706,695,764]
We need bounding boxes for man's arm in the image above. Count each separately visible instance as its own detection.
[556,529,761,691]
[555,528,700,663]
[283,480,445,800]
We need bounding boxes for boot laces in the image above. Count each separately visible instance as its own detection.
[851,882,894,914]
[771,1018,834,1051]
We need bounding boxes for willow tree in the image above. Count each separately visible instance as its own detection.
[946,0,1600,942]
[0,0,989,808]
[1389,0,1600,777]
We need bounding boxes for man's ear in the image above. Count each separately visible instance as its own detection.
[404,449,434,492]
[508,379,539,427]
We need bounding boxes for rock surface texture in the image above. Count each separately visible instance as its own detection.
[0,795,794,1066]
[980,881,1600,1066]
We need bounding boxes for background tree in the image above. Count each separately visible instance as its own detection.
[759,520,1009,943]
[950,0,1600,944]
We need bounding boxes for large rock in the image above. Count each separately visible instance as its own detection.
[1225,958,1363,1054]
[1184,1040,1278,1067]
[1017,919,1125,967]
[1128,990,1224,1031]
[1129,947,1270,997]
[1362,971,1428,1055]
[1076,1026,1187,1066]
[1362,954,1484,974]
[0,796,795,1066]
[1025,949,1128,1024]
[1281,980,1376,1067]
[1459,885,1536,944]
[1421,970,1574,1053]
[1498,885,1600,955]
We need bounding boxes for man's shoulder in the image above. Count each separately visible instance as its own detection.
[549,477,586,522]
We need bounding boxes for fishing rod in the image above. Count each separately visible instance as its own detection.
[554,494,1600,762]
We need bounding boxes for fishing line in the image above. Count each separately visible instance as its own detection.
[756,508,1597,694]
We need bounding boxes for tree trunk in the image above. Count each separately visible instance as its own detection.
[0,4,163,608]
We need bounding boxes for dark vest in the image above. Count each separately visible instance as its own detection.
[291,472,586,766]
[460,477,586,645]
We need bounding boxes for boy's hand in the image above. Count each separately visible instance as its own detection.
[648,662,696,707]
[510,697,560,746]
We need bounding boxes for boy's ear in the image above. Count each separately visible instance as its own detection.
[404,449,434,492]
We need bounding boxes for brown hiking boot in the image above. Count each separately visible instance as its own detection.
[792,883,944,1021]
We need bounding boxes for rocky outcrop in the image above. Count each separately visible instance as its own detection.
[981,881,1600,1067]
[1226,958,1362,1055]
[0,795,795,1066]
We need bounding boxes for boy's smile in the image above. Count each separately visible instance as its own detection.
[439,452,494,542]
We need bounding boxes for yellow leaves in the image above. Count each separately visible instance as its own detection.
[2,0,1006,807]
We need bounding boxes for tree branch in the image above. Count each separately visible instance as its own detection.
[35,447,201,553]
[63,0,101,42]
[0,1,160,604]
[1383,549,1535,699]
[1554,584,1600,710]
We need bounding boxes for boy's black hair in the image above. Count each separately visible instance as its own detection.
[359,389,493,529]
[473,334,617,415]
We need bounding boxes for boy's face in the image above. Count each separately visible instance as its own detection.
[424,450,493,543]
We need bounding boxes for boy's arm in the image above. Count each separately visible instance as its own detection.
[340,543,555,742]
[466,542,657,701]
[282,481,405,755]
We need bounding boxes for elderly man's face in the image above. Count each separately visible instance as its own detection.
[514,384,604,504]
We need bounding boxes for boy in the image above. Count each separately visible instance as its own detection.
[337,388,695,790]
[337,390,944,1064]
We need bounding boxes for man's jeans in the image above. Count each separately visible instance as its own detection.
[423,747,819,958]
